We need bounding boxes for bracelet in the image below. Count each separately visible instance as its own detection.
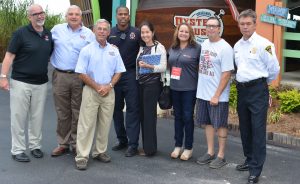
[109,82,114,88]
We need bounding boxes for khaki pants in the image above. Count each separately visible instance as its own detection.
[52,70,83,148]
[75,85,115,161]
[10,79,47,155]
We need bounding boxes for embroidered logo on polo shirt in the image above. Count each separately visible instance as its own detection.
[129,32,136,39]
[265,45,272,55]
[80,35,86,40]
[44,35,49,41]
[109,51,115,56]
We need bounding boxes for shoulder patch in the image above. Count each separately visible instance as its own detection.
[265,45,272,55]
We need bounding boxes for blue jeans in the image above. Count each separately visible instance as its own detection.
[171,90,196,150]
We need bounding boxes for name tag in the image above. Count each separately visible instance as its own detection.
[171,67,182,80]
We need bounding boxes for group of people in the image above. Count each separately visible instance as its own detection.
[0,3,280,184]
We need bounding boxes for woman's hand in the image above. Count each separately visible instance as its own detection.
[139,61,153,69]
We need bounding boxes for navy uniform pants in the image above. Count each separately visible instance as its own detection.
[113,70,140,149]
[237,79,269,177]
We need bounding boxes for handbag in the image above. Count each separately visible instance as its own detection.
[158,70,172,110]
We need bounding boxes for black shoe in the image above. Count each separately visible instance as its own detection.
[236,162,249,171]
[112,142,128,151]
[31,149,44,158]
[12,153,30,162]
[247,175,259,184]
[125,147,138,157]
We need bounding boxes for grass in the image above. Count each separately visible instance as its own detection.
[0,0,63,61]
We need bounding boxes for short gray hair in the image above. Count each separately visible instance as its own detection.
[66,5,82,16]
[238,9,257,24]
[27,4,43,16]
[94,19,111,30]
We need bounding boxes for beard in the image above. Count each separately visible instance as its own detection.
[36,19,45,26]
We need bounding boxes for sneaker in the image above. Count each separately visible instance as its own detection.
[196,153,215,165]
[170,147,183,159]
[209,157,227,169]
[125,147,138,157]
[76,159,87,170]
[112,142,128,151]
[180,149,193,161]
[93,153,111,163]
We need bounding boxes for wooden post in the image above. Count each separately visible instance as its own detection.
[91,0,100,24]
[112,0,126,26]
[256,0,282,87]
[130,0,138,26]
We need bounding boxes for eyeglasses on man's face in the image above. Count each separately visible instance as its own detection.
[206,25,220,29]
[31,11,45,17]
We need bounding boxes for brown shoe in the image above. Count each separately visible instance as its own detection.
[51,146,70,157]
[93,153,111,163]
[71,146,77,155]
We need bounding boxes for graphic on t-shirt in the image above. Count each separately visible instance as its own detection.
[199,50,216,76]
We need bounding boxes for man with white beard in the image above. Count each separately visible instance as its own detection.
[0,4,53,162]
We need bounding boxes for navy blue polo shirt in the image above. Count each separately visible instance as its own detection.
[8,23,53,84]
[108,25,140,71]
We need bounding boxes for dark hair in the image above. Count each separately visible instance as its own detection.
[238,9,257,24]
[116,6,129,14]
[171,23,197,49]
[138,21,158,47]
[207,16,221,26]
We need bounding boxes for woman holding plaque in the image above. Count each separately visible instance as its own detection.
[136,21,167,156]
[168,23,201,160]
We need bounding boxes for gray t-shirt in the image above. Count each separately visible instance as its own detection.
[168,44,201,91]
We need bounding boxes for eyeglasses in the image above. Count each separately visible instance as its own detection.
[31,11,45,17]
[206,25,220,29]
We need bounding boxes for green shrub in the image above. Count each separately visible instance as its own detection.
[269,86,278,99]
[268,108,282,124]
[229,83,237,113]
[278,89,300,113]
[0,0,63,61]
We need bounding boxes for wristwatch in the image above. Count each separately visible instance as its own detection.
[0,74,7,78]
[109,82,114,88]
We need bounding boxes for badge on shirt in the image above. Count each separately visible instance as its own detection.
[265,45,273,55]
[80,35,86,40]
[171,67,182,80]
[251,47,257,54]
[109,51,115,56]
[129,32,136,40]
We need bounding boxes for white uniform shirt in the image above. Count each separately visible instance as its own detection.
[234,32,280,83]
[196,39,234,102]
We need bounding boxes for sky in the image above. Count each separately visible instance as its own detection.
[33,0,70,15]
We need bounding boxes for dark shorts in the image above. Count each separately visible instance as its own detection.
[195,99,229,128]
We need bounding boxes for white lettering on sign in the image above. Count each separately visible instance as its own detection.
[174,9,224,44]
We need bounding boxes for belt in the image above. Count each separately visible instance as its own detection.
[236,78,266,88]
[55,68,75,74]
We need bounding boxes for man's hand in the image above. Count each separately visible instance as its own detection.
[210,96,219,106]
[0,78,10,91]
[96,84,111,97]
